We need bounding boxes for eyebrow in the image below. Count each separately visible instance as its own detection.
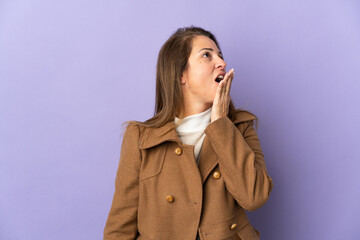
[198,48,223,57]
[198,48,214,52]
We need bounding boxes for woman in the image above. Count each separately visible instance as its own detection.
[104,26,273,240]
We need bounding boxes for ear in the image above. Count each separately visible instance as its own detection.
[180,73,186,85]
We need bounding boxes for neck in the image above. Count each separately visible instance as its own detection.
[178,102,212,119]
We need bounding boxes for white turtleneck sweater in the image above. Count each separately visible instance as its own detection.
[174,107,212,164]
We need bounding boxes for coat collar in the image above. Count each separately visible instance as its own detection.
[138,110,256,150]
[139,120,180,149]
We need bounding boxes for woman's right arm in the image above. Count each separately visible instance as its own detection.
[104,124,141,240]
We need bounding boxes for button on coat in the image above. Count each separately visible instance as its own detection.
[213,171,221,179]
[166,195,174,203]
[230,223,237,230]
[174,147,182,155]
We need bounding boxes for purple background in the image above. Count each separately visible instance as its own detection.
[1,0,359,239]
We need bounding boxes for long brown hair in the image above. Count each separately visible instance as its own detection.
[130,26,236,128]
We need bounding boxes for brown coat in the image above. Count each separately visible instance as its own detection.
[104,110,273,240]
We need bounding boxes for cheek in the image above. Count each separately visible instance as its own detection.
[192,62,206,76]
[189,70,206,86]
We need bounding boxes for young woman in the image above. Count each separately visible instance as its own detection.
[104,27,273,240]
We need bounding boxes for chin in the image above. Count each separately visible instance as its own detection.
[205,98,215,106]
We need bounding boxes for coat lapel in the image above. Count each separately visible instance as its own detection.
[139,121,181,149]
[138,121,218,183]
[198,136,218,183]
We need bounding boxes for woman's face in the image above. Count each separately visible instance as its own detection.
[181,35,227,106]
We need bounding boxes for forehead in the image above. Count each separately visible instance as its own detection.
[191,35,219,52]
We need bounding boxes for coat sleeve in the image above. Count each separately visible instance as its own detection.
[103,123,141,240]
[204,117,273,211]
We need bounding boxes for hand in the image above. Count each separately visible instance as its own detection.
[211,68,234,122]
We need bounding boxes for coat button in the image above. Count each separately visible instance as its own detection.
[166,195,174,203]
[213,171,221,179]
[175,147,182,156]
[230,223,237,230]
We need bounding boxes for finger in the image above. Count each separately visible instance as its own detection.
[220,70,230,96]
[214,77,224,102]
[221,71,232,111]
[220,73,228,96]
[225,69,234,95]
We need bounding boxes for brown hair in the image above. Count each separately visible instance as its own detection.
[129,26,236,128]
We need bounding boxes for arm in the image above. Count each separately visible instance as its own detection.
[104,124,141,240]
[204,117,273,211]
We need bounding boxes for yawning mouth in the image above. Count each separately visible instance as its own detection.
[215,75,224,83]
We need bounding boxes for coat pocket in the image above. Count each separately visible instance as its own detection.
[200,209,250,240]
[139,143,167,181]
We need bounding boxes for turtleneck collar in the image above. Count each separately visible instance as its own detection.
[174,107,212,133]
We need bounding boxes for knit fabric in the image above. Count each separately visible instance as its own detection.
[175,107,212,163]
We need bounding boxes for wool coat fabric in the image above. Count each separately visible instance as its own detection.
[104,110,273,240]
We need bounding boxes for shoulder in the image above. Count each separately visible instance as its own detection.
[122,120,176,149]
[233,109,257,124]
[121,121,142,141]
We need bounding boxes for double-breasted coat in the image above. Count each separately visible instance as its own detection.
[104,110,273,240]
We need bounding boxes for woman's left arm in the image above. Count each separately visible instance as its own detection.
[204,116,273,211]
[208,69,273,211]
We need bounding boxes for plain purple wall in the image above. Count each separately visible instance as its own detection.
[1,0,359,239]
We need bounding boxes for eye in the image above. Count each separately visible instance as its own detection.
[202,52,210,58]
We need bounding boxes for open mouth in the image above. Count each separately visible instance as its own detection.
[215,75,224,83]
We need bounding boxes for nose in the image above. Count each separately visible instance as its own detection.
[215,56,226,69]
